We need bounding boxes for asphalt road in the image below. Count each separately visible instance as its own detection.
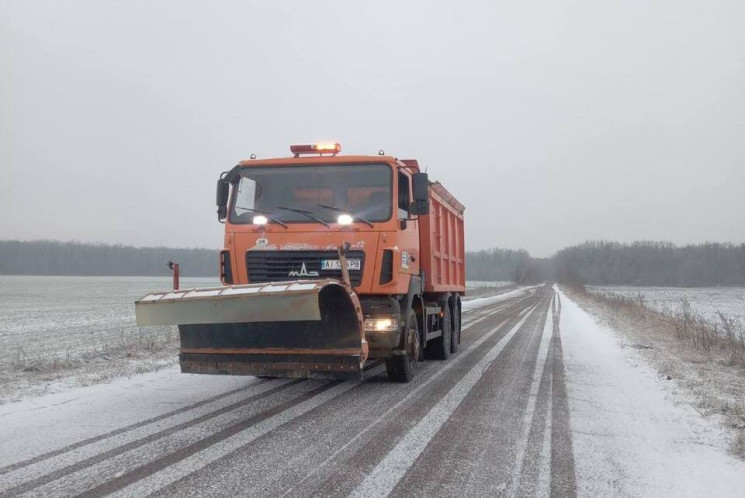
[0,285,574,497]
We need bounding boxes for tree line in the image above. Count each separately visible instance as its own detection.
[0,240,218,277]
[1,239,744,286]
[464,248,551,285]
[552,241,745,287]
[466,241,745,287]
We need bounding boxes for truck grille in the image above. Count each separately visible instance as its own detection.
[246,250,365,287]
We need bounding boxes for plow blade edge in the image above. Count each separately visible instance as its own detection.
[135,280,368,379]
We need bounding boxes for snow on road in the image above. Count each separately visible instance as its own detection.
[0,368,255,468]
[350,307,535,498]
[462,286,536,311]
[559,288,745,497]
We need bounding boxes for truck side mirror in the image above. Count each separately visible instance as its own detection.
[410,200,429,215]
[410,172,429,215]
[412,172,429,201]
[216,180,229,221]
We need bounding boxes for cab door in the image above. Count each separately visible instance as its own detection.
[395,169,420,281]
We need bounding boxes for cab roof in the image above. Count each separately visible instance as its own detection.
[238,154,410,168]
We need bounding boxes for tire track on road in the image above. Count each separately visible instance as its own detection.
[381,289,553,497]
[103,379,363,498]
[0,379,305,497]
[351,298,544,498]
[460,294,534,333]
[286,295,543,498]
[549,292,577,498]
[80,380,348,497]
[508,288,555,496]
[515,290,558,497]
[0,378,270,477]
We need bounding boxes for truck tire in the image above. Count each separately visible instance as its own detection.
[385,309,422,382]
[429,305,452,360]
[451,300,461,353]
[386,309,421,383]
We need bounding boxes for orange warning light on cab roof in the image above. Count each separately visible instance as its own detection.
[290,142,342,157]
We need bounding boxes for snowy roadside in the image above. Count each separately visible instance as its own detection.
[565,286,745,458]
[558,287,745,496]
[0,341,179,405]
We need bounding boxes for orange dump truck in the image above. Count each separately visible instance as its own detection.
[135,143,465,382]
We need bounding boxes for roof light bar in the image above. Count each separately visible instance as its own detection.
[290,142,342,157]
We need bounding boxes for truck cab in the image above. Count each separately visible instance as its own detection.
[218,151,423,299]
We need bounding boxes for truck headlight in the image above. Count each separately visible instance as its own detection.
[363,315,399,332]
[337,214,354,225]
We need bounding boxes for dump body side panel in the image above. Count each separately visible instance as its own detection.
[419,182,466,294]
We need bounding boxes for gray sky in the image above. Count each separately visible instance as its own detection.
[2,0,744,257]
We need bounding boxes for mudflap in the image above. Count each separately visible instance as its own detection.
[134,279,368,380]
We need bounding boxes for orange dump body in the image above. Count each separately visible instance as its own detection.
[419,182,466,294]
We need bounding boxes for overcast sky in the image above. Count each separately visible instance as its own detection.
[1,0,743,257]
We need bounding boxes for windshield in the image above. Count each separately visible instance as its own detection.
[230,164,392,224]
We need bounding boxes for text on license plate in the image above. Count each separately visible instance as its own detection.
[321,259,361,270]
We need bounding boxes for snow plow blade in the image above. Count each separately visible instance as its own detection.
[135,279,368,380]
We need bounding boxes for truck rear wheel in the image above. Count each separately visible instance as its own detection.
[386,309,421,383]
[451,301,461,353]
[429,305,452,360]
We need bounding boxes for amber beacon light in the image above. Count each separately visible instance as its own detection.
[290,142,342,157]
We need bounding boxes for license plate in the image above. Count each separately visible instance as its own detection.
[321,259,361,271]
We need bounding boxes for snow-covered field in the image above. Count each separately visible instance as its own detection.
[588,285,745,324]
[0,275,217,370]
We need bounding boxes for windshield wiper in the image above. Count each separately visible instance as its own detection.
[274,206,330,227]
[234,207,288,228]
[316,204,374,228]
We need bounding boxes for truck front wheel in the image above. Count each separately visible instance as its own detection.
[386,309,421,383]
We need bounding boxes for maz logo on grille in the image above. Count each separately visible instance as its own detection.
[288,262,319,277]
